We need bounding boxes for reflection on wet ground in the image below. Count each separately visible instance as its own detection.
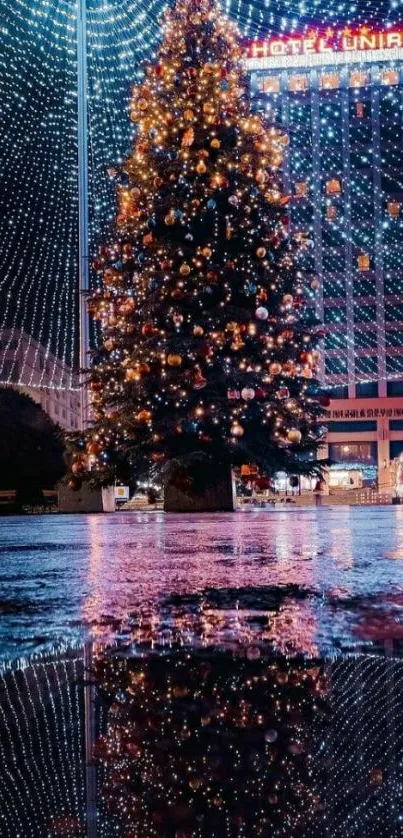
[1,508,403,835]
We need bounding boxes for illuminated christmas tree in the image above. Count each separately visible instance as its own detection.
[71,0,327,495]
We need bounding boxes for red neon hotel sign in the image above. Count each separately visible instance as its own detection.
[246,27,403,59]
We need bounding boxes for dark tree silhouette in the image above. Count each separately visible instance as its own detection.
[0,387,66,504]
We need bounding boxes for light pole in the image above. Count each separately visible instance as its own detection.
[77,0,90,430]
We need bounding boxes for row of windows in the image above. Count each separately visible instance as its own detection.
[324,303,403,322]
[328,382,403,398]
[258,69,400,94]
[325,358,403,375]
[326,420,403,433]
[322,278,403,296]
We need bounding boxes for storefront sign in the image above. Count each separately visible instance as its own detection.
[330,407,403,419]
[246,27,403,60]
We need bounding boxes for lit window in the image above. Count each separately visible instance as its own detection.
[321,73,340,90]
[350,71,369,88]
[381,70,399,86]
[355,102,366,118]
[326,205,337,220]
[295,181,309,198]
[388,201,401,218]
[289,75,309,92]
[357,253,370,271]
[261,76,280,93]
[326,178,342,196]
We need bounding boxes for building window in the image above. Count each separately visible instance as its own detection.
[295,181,309,198]
[388,381,403,397]
[328,423,377,435]
[356,381,378,398]
[289,75,309,92]
[381,70,399,86]
[326,178,342,196]
[354,102,366,118]
[326,205,337,220]
[350,71,369,88]
[321,73,340,90]
[260,76,280,93]
[357,253,370,271]
[388,201,401,218]
[329,442,377,463]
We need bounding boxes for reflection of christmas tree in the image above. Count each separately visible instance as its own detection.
[71,0,326,489]
[94,650,328,836]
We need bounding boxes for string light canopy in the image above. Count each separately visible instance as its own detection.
[0,0,402,389]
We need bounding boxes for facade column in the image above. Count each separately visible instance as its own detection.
[310,71,325,384]
[340,68,356,399]
[378,416,392,489]
[371,73,387,397]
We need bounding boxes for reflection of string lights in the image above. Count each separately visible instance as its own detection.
[316,656,403,835]
[0,655,85,837]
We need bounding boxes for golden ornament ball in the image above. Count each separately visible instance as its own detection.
[210,138,221,149]
[167,354,182,367]
[125,367,139,381]
[202,247,212,258]
[269,362,282,376]
[287,429,302,444]
[256,247,266,258]
[231,422,244,437]
[87,441,102,456]
[193,325,204,336]
[138,98,148,111]
[196,161,207,174]
[137,409,152,422]
[179,263,191,275]
[165,213,175,226]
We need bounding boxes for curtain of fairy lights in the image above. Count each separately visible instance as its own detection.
[0,0,402,388]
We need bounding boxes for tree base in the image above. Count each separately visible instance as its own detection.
[164,467,235,513]
[58,484,115,513]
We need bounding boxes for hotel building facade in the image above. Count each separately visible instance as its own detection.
[247,27,403,487]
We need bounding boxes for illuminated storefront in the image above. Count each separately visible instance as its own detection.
[246,27,403,486]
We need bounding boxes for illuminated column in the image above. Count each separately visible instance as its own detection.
[378,416,392,490]
[371,70,387,397]
[340,68,356,399]
[310,72,325,384]
[77,0,90,430]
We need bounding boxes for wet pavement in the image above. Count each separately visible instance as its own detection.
[1,507,403,836]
